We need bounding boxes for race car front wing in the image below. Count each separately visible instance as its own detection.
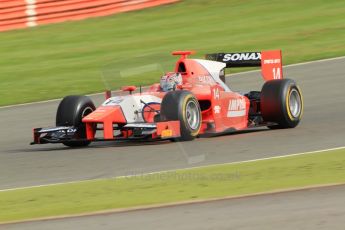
[31,121,181,145]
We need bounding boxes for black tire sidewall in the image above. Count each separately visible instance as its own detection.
[160,90,201,141]
[56,95,95,146]
[261,79,303,128]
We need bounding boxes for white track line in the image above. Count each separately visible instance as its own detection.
[1,145,344,193]
[1,55,345,109]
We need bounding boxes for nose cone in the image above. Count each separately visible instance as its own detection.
[82,106,126,124]
[82,106,127,140]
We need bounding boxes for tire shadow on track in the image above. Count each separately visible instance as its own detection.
[6,140,172,153]
[201,127,270,138]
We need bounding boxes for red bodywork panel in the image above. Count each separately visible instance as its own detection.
[83,106,126,139]
[261,50,283,81]
[121,85,137,92]
[156,121,181,138]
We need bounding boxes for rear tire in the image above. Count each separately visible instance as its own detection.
[160,90,201,141]
[56,95,95,147]
[261,79,303,129]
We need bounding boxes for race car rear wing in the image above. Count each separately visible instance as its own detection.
[205,50,283,81]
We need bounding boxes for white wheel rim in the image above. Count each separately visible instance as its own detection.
[289,88,302,118]
[82,107,93,118]
[185,100,200,130]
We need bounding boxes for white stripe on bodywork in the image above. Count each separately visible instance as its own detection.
[227,110,246,117]
[102,94,162,123]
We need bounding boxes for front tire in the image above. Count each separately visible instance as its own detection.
[56,95,95,147]
[160,90,201,141]
[261,79,303,129]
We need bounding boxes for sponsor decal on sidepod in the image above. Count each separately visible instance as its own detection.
[213,105,221,114]
[227,98,246,117]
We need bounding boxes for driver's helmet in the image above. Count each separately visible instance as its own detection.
[160,72,182,92]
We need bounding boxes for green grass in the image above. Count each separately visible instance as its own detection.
[1,148,345,223]
[0,0,345,106]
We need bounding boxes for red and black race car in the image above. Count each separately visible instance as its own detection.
[31,50,303,147]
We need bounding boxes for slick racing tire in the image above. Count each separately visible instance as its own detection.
[261,79,303,129]
[56,95,96,147]
[160,90,201,141]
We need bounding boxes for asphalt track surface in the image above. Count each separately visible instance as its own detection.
[3,185,345,230]
[0,57,345,190]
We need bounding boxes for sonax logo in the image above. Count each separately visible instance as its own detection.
[227,98,246,117]
[223,52,261,62]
